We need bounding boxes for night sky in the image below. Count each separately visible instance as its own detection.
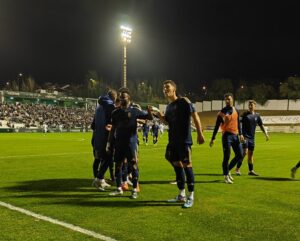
[1,0,300,90]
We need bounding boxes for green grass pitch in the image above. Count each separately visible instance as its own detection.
[0,132,299,241]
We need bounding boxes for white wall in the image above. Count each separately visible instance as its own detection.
[289,99,300,110]
[211,100,223,110]
[160,99,300,112]
[254,99,289,110]
[197,99,300,112]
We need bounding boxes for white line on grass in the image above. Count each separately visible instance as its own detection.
[0,152,90,159]
[0,201,118,241]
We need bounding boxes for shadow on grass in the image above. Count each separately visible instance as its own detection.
[49,199,184,208]
[2,178,94,192]
[194,173,223,176]
[1,178,223,207]
[140,179,223,184]
[139,180,174,184]
[251,177,299,181]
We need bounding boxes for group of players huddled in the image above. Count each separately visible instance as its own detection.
[90,80,299,209]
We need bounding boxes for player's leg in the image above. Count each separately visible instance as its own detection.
[182,146,194,208]
[166,145,186,202]
[109,149,124,196]
[247,140,258,176]
[222,134,233,183]
[291,160,300,178]
[128,142,139,198]
[236,140,248,175]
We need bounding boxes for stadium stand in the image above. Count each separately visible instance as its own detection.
[0,102,94,132]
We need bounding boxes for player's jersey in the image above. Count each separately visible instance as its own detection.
[91,95,115,152]
[91,105,106,151]
[112,105,150,146]
[241,111,263,139]
[212,106,242,140]
[165,97,194,146]
[218,106,239,134]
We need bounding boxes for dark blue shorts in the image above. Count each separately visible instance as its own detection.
[165,144,192,164]
[242,138,255,151]
[114,141,138,163]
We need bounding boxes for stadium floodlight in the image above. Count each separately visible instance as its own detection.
[120,25,132,88]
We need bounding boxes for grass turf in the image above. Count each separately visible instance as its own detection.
[0,132,299,241]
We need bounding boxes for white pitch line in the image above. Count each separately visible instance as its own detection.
[0,152,90,159]
[0,201,118,241]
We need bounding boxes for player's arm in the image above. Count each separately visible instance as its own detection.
[106,125,115,154]
[210,115,222,147]
[258,116,269,141]
[149,106,168,125]
[137,119,146,124]
[259,125,269,141]
[237,109,244,142]
[192,111,205,144]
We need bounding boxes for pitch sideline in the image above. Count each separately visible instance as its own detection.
[0,201,118,241]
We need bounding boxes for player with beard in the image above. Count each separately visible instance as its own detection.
[107,88,153,199]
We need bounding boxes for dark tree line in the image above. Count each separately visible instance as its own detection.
[3,72,300,105]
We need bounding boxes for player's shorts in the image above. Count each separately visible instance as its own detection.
[114,141,138,164]
[242,138,255,151]
[143,131,149,137]
[165,144,192,164]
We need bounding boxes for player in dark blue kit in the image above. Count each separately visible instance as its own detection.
[151,122,159,144]
[155,80,205,208]
[107,88,153,199]
[142,121,150,145]
[236,100,269,176]
[91,90,117,190]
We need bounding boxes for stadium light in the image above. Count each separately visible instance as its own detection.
[18,73,23,91]
[120,25,132,88]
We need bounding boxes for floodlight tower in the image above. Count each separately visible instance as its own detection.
[120,25,132,88]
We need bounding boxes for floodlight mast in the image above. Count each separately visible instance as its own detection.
[120,25,132,88]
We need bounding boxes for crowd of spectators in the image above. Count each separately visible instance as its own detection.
[0,102,94,131]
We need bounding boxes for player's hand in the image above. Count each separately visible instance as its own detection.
[148,105,159,113]
[209,139,214,147]
[197,133,205,144]
[239,135,245,143]
[105,124,112,131]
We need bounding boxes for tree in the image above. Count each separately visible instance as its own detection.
[84,71,103,98]
[207,78,233,99]
[279,76,300,100]
[250,83,276,105]
[24,75,38,92]
[235,85,251,103]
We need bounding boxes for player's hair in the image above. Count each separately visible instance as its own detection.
[163,80,177,90]
[248,100,257,105]
[224,92,234,98]
[107,89,117,100]
[118,87,130,95]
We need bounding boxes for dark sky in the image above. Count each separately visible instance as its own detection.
[1,0,300,90]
